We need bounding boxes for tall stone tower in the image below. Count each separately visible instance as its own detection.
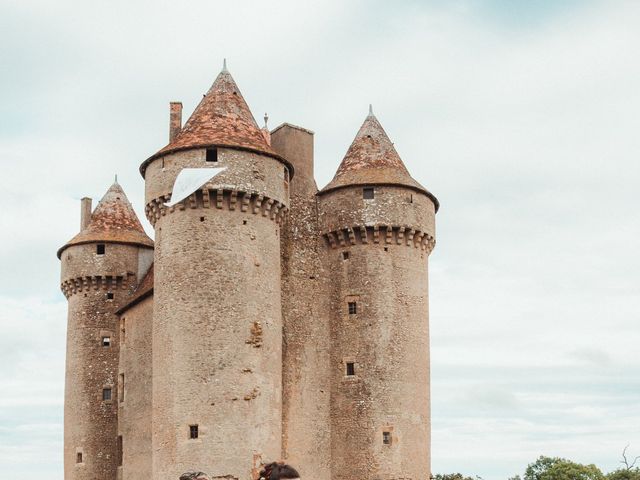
[317,108,438,480]
[58,182,154,480]
[140,65,291,480]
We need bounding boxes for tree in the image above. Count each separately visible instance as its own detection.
[605,445,640,480]
[524,456,604,480]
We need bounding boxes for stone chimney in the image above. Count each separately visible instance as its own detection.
[170,102,183,142]
[80,197,92,230]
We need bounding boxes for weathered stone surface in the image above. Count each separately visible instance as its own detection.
[60,65,438,480]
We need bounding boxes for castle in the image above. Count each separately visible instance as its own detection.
[58,63,438,480]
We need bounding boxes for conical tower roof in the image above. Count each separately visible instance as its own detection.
[320,108,439,210]
[140,63,290,177]
[57,182,154,258]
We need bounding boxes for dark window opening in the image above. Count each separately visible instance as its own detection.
[342,251,349,260]
[102,336,111,347]
[200,216,205,222]
[102,388,112,401]
[189,425,199,439]
[206,148,218,162]
[384,247,389,252]
[106,292,114,300]
[76,452,83,464]
[383,431,392,445]
[346,362,355,376]
[243,220,247,225]
[117,436,123,466]
[348,302,357,315]
[363,187,374,199]
[410,194,413,203]
[96,244,105,255]
[118,373,125,403]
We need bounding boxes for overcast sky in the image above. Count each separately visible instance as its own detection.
[1,0,639,478]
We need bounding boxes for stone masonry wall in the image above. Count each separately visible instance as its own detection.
[61,242,151,480]
[118,295,153,480]
[148,148,288,480]
[318,186,436,480]
[271,125,332,480]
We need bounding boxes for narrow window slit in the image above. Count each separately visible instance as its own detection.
[346,362,355,376]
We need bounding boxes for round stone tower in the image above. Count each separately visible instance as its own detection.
[317,108,438,480]
[58,182,154,480]
[140,65,291,480]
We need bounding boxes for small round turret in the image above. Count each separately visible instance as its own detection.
[59,182,153,480]
[318,108,438,480]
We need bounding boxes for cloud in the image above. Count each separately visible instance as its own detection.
[2,0,640,479]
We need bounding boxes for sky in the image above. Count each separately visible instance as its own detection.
[1,0,639,478]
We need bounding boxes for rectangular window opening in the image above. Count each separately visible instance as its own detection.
[206,148,218,162]
[189,424,199,439]
[119,373,124,403]
[96,244,105,255]
[342,251,349,260]
[106,292,114,300]
[102,336,111,347]
[383,431,392,445]
[348,301,357,315]
[346,362,355,376]
[363,187,374,199]
[117,436,123,466]
[102,388,112,401]
[76,452,83,464]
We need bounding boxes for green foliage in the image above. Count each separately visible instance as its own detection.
[431,474,479,480]
[606,469,640,480]
[524,456,604,480]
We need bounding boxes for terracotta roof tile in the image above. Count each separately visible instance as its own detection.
[57,182,154,258]
[319,110,439,210]
[140,66,291,177]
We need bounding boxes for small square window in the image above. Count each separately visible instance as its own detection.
[363,187,374,199]
[76,452,83,464]
[383,431,392,445]
[102,388,112,401]
[206,148,218,162]
[342,251,349,260]
[106,292,114,300]
[102,336,111,347]
[200,216,205,222]
[96,244,105,255]
[189,425,199,439]
[348,302,357,315]
[346,362,355,376]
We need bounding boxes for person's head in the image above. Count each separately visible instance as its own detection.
[259,462,300,480]
[179,472,210,480]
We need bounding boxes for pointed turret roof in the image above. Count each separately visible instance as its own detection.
[319,108,439,210]
[57,182,154,258]
[140,63,290,177]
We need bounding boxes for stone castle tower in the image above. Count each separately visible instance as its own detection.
[58,64,438,480]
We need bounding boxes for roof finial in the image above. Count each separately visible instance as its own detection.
[222,58,228,72]
[114,174,118,184]
[368,104,374,117]
[263,113,269,128]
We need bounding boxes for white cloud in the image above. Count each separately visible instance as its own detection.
[2,0,640,479]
